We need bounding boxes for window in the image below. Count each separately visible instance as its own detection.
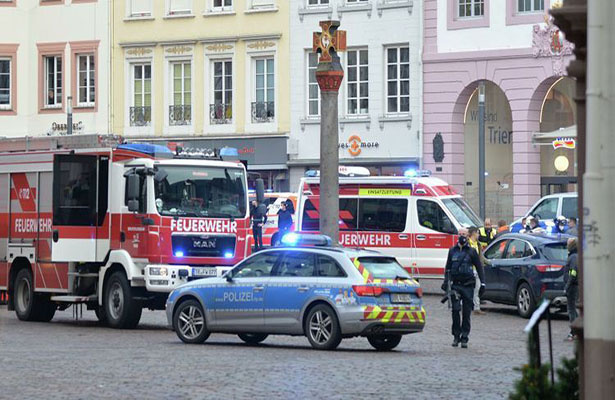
[458,0,484,17]
[131,63,152,126]
[357,257,411,280]
[211,60,232,124]
[169,61,191,126]
[386,46,409,114]
[442,198,482,228]
[0,58,10,109]
[346,49,368,115]
[307,0,329,6]
[307,52,319,117]
[346,0,369,4]
[168,0,191,15]
[561,197,577,219]
[417,199,456,234]
[484,239,509,260]
[542,243,568,262]
[316,255,346,277]
[53,155,97,226]
[277,252,316,277]
[77,54,95,106]
[252,57,274,123]
[44,56,62,108]
[301,198,358,232]
[129,0,152,17]
[359,199,407,232]
[213,0,232,10]
[504,240,533,259]
[233,252,279,278]
[517,0,543,13]
[251,0,275,8]
[530,197,558,220]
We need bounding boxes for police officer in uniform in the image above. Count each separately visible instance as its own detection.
[442,229,485,348]
[250,200,267,251]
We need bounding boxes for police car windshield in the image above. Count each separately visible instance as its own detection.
[154,166,247,218]
[358,257,412,280]
[442,198,482,228]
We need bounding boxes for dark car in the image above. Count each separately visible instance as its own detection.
[481,233,571,318]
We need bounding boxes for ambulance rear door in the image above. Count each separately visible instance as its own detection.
[411,197,457,278]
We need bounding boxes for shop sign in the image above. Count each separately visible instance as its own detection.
[552,137,575,149]
[338,135,379,157]
[51,121,83,134]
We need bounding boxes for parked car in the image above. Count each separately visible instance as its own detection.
[481,233,570,318]
[166,234,425,351]
[510,193,577,232]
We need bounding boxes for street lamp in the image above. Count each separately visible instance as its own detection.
[67,95,73,136]
[478,81,486,220]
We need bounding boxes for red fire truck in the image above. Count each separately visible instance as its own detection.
[0,134,256,328]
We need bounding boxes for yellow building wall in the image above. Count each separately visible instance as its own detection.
[111,1,290,137]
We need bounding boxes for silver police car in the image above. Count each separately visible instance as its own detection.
[166,234,426,351]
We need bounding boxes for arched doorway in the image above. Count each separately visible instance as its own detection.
[463,81,514,222]
[538,77,577,196]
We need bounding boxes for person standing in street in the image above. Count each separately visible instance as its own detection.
[493,219,509,240]
[276,201,293,244]
[564,237,579,341]
[478,218,497,249]
[567,217,578,236]
[442,228,485,348]
[468,227,486,315]
[250,200,267,251]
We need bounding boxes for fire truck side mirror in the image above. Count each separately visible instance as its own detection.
[126,174,140,213]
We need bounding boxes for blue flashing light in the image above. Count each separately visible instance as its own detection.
[117,143,174,158]
[175,251,184,258]
[224,252,234,259]
[405,169,432,178]
[304,170,319,177]
[404,169,418,177]
[219,147,239,158]
[281,233,300,246]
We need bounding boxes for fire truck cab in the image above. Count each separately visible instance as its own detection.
[0,135,253,328]
[296,173,483,278]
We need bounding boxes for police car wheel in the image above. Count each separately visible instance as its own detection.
[367,334,403,351]
[174,300,210,344]
[305,304,342,350]
[516,282,536,319]
[238,333,269,344]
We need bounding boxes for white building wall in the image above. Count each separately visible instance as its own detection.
[0,0,109,137]
[289,0,423,188]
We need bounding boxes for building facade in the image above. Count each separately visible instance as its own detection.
[111,0,291,190]
[288,0,422,190]
[423,0,576,221]
[0,0,110,137]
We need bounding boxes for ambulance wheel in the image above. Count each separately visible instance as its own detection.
[104,272,142,329]
[305,304,342,350]
[238,333,268,344]
[174,300,210,344]
[367,334,403,351]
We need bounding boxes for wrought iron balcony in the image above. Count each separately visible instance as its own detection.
[210,103,232,125]
[129,106,151,127]
[251,101,275,123]
[169,105,192,126]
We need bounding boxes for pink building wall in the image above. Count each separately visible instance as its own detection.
[423,0,574,218]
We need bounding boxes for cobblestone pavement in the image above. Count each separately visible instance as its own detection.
[0,293,575,400]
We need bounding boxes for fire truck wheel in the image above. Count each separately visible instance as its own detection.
[173,299,210,344]
[14,268,36,321]
[94,306,107,325]
[104,271,142,329]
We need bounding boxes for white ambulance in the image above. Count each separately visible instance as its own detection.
[296,172,483,278]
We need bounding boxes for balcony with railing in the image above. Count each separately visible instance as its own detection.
[169,105,192,126]
[129,106,152,127]
[251,101,275,123]
[209,103,232,125]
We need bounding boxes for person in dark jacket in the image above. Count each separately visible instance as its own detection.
[277,201,293,243]
[250,200,267,251]
[442,228,485,348]
[564,237,579,341]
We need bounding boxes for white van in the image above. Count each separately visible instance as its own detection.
[296,175,483,278]
[510,192,577,232]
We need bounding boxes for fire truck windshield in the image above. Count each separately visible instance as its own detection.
[442,198,483,228]
[154,166,247,218]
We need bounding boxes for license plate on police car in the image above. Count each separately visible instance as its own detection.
[192,267,217,277]
[391,293,412,304]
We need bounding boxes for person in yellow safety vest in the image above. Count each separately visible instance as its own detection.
[478,218,497,249]
[468,227,486,315]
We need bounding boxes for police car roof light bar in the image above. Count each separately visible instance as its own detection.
[281,233,333,247]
